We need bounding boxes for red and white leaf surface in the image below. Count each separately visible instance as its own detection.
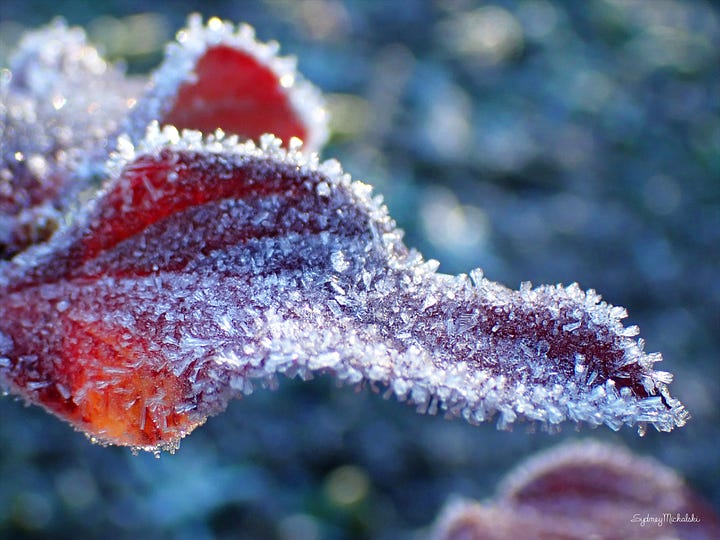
[0,125,688,451]
[1,15,327,258]
[124,14,327,152]
[0,20,139,257]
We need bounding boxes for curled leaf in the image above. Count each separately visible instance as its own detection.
[0,126,687,451]
[125,14,328,151]
[431,441,720,540]
[0,19,139,258]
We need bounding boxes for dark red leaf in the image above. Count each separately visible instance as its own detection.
[0,128,687,451]
[1,16,327,260]
[432,441,720,540]
[163,45,310,145]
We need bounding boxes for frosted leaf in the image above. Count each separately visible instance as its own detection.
[124,14,328,151]
[1,15,327,259]
[0,126,687,451]
[431,441,720,539]
[0,19,141,257]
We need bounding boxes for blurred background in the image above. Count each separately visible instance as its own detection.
[1,0,719,538]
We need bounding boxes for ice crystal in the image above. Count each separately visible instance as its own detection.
[0,16,687,451]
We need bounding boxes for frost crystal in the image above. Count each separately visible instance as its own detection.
[125,14,327,151]
[0,17,687,452]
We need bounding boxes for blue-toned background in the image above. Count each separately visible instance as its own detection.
[1,1,719,538]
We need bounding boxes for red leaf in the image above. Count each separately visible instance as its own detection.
[1,16,327,259]
[163,45,309,145]
[0,128,687,451]
[1,127,367,449]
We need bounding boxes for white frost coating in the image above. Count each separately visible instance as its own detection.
[0,331,13,355]
[123,14,328,151]
[0,103,688,451]
[19,124,681,440]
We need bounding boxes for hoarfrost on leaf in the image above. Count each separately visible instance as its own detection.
[0,14,327,260]
[0,125,688,451]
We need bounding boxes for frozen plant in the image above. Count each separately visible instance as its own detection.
[0,15,687,452]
